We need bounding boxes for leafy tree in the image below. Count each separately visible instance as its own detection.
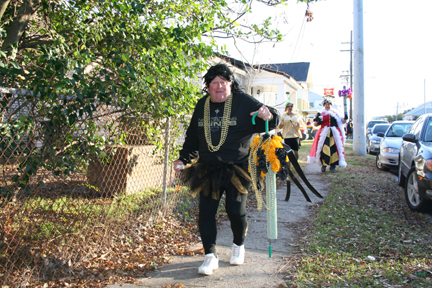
[0,0,319,190]
[385,113,404,122]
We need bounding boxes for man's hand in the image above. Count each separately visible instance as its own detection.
[173,159,185,172]
[250,105,273,120]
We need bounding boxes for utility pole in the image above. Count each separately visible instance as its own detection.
[341,31,353,119]
[425,79,427,115]
[396,102,407,121]
[396,102,399,121]
[353,0,366,156]
[349,31,353,119]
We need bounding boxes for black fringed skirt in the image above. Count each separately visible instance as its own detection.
[181,160,252,201]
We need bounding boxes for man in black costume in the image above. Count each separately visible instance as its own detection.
[173,63,280,275]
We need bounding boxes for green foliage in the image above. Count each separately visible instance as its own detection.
[385,113,404,122]
[0,0,289,189]
[0,120,33,158]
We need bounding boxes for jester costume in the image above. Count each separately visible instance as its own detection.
[307,108,347,168]
[178,91,279,255]
[179,91,280,201]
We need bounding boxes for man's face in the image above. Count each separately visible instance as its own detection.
[207,76,232,103]
[286,104,293,112]
[324,102,331,110]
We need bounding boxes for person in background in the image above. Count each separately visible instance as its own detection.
[173,63,280,276]
[306,120,314,140]
[346,119,353,139]
[311,122,318,139]
[278,102,306,159]
[307,98,347,173]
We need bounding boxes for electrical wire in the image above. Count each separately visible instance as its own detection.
[290,15,307,63]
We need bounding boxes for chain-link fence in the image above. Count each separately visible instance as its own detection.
[0,87,194,286]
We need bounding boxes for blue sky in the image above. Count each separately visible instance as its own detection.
[217,0,432,121]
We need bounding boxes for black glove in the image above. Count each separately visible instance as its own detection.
[314,113,322,125]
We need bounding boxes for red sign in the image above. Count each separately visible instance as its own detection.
[324,88,334,96]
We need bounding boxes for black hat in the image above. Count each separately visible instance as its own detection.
[322,98,333,106]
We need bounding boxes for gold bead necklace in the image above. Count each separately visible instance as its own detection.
[204,95,233,152]
[249,138,263,211]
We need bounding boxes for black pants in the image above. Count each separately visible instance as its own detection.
[198,188,248,255]
[284,137,300,159]
[284,137,300,151]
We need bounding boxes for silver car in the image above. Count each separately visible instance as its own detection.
[398,114,432,213]
[367,123,390,154]
[376,121,414,171]
[366,119,389,137]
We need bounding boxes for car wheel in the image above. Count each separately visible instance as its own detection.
[398,157,406,187]
[404,168,432,213]
[376,154,389,171]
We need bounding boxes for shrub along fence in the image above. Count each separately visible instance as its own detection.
[0,87,190,286]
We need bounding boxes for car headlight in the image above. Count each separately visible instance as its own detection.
[382,147,399,153]
[426,160,432,171]
[371,140,381,144]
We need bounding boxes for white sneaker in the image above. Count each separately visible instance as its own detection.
[230,243,245,265]
[198,253,219,275]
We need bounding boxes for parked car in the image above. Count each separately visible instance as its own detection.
[398,114,432,213]
[375,121,414,171]
[367,134,383,155]
[366,120,388,137]
[366,123,390,154]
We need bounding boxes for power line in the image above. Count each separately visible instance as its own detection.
[340,31,353,119]
[290,16,307,62]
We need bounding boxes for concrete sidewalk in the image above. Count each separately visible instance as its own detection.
[107,164,330,288]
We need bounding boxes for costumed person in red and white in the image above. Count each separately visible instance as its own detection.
[307,98,347,173]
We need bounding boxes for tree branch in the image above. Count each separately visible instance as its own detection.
[19,39,53,49]
[0,0,11,22]
[1,0,42,53]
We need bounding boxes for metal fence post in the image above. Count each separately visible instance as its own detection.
[162,117,171,204]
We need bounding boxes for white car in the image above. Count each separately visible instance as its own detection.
[375,121,414,171]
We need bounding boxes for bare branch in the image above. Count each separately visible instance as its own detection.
[255,0,284,6]
[19,39,53,49]
[54,141,78,156]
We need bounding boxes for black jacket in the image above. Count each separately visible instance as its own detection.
[179,92,280,164]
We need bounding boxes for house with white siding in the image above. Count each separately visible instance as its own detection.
[403,101,432,120]
[212,56,311,119]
